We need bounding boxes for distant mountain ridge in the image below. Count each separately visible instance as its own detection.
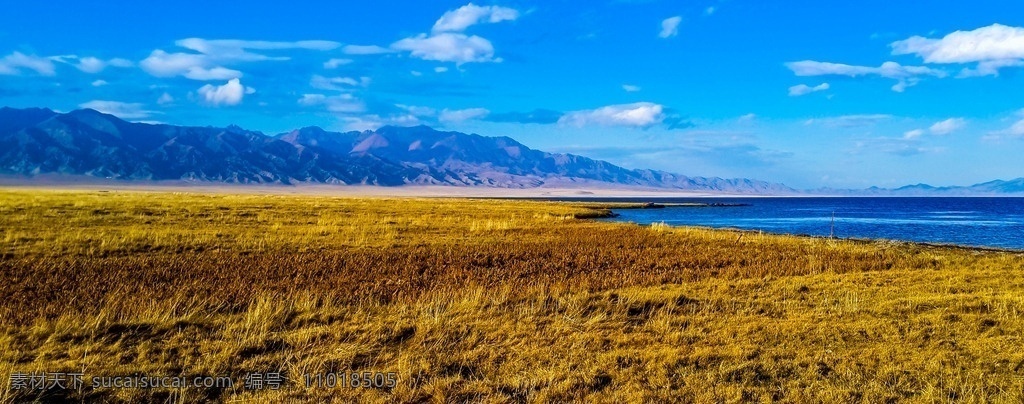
[0,107,795,193]
[3,107,1020,195]
[818,178,1024,196]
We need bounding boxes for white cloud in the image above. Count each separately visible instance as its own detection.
[396,104,437,117]
[91,80,109,87]
[958,59,1024,77]
[76,57,106,73]
[157,93,175,105]
[410,70,423,77]
[889,80,913,93]
[197,78,252,106]
[902,119,964,141]
[141,38,338,80]
[140,50,205,76]
[903,129,925,139]
[176,38,340,60]
[805,114,892,127]
[434,66,449,73]
[140,50,241,80]
[738,113,757,122]
[891,24,1024,77]
[852,137,943,157]
[0,52,56,76]
[705,7,716,15]
[67,56,133,73]
[323,58,353,69]
[432,3,520,33]
[79,100,154,119]
[622,84,641,92]
[184,66,243,80]
[786,60,943,78]
[559,102,665,128]
[659,16,682,38]
[892,24,1024,76]
[439,107,490,123]
[297,93,366,113]
[310,75,371,91]
[297,94,326,106]
[929,118,966,135]
[1,53,131,76]
[343,45,394,55]
[985,110,1024,140]
[387,4,519,65]
[996,119,1024,137]
[341,114,421,131]
[788,82,830,96]
[391,33,496,64]
[786,60,946,92]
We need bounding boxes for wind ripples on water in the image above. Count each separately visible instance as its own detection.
[598,197,1024,249]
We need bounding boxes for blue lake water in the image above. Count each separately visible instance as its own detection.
[589,197,1024,250]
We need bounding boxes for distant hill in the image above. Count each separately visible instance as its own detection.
[813,178,1024,196]
[0,107,794,193]
[888,178,1024,195]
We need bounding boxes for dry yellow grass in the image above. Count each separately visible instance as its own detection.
[1,189,1022,402]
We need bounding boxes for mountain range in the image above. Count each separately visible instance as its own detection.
[815,179,1024,196]
[0,107,794,193]
[0,106,1021,195]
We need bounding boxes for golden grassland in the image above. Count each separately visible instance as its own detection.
[1,189,1023,403]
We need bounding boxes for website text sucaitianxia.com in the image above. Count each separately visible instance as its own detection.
[9,371,398,392]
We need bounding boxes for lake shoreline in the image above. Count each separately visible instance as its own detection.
[607,220,1024,254]
[592,197,1024,251]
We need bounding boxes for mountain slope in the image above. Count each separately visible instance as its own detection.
[0,107,793,192]
[0,109,424,185]
[275,125,797,192]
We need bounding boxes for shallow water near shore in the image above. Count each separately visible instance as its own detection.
[589,197,1024,250]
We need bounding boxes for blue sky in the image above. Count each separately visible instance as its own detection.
[1,0,1023,188]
